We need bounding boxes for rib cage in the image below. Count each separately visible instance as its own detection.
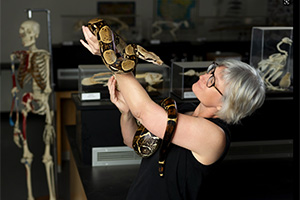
[30,51,49,91]
[14,50,50,91]
[15,51,31,89]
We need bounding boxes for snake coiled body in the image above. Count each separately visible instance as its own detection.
[132,97,178,177]
[87,18,163,74]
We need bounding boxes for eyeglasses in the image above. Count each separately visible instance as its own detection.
[206,62,223,96]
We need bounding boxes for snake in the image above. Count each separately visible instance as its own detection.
[87,18,177,177]
[86,18,163,74]
[132,97,178,177]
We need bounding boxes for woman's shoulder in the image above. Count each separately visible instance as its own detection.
[194,117,230,165]
[205,117,231,139]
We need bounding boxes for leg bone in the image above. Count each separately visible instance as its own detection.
[21,140,35,200]
[42,124,56,200]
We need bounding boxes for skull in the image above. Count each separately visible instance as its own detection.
[19,20,40,47]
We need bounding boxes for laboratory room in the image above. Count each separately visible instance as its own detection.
[1,0,297,200]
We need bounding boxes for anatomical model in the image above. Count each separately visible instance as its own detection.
[257,37,293,91]
[9,20,56,200]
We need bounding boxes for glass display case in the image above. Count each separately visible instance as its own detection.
[250,27,293,92]
[135,63,171,100]
[171,61,212,99]
[79,63,170,101]
[79,65,111,101]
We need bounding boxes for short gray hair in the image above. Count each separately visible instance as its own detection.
[217,59,265,124]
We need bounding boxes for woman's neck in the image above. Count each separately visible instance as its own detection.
[192,103,219,119]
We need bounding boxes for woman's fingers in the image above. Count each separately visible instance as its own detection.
[82,26,95,41]
[81,26,101,55]
[108,76,116,101]
[80,39,92,53]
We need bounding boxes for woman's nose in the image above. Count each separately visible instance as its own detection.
[200,73,209,81]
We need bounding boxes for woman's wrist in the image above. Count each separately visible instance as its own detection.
[121,110,133,119]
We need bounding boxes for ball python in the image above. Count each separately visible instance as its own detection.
[86,18,163,74]
[87,18,178,177]
[132,97,178,177]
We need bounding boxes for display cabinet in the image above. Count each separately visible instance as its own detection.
[72,93,124,165]
[78,65,111,101]
[171,61,212,99]
[135,63,170,100]
[78,63,171,101]
[250,27,293,91]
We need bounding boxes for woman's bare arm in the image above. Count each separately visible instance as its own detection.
[120,111,137,148]
[83,28,226,165]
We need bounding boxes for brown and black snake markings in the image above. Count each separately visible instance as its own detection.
[86,18,178,177]
[132,97,178,177]
[157,97,178,177]
[87,18,163,74]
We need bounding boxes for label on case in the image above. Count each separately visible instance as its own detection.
[184,91,196,99]
[81,92,101,100]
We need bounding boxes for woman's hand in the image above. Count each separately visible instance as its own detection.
[80,26,101,56]
[108,76,130,114]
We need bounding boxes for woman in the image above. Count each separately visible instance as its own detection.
[81,26,265,199]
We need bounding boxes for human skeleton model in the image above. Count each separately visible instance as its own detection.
[152,20,189,41]
[9,20,56,200]
[257,37,293,91]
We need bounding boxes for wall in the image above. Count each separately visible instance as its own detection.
[0,0,274,63]
[0,0,293,112]
[0,0,153,63]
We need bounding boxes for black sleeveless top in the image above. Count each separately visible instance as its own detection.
[126,104,231,200]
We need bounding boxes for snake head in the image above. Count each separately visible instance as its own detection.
[86,18,106,41]
[136,45,164,66]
